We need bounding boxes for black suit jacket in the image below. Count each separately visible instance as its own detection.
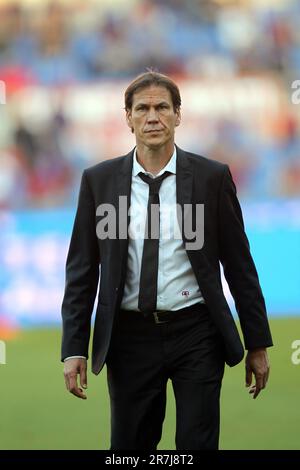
[61,146,273,374]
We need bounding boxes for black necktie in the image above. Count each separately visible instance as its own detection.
[138,170,172,314]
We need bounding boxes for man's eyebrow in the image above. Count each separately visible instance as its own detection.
[134,101,170,107]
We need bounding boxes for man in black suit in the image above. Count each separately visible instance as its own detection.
[62,72,273,450]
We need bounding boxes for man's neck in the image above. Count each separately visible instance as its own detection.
[136,144,174,176]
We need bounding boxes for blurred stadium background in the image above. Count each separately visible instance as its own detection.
[0,0,300,450]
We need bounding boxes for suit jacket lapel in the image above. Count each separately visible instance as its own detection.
[116,149,134,203]
[176,146,193,243]
[115,146,194,273]
[116,149,134,278]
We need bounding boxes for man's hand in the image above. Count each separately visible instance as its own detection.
[245,348,270,399]
[64,358,88,399]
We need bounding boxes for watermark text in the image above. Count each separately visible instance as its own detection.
[0,81,6,104]
[291,340,300,365]
[291,80,300,104]
[0,340,6,364]
[96,199,204,250]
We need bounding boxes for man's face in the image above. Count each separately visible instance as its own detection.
[126,85,181,150]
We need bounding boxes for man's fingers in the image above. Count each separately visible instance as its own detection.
[245,367,252,387]
[252,374,264,399]
[80,363,88,390]
[248,385,260,399]
[68,374,87,399]
[263,366,270,388]
[67,373,78,392]
[64,371,87,399]
[69,385,87,400]
[249,370,270,399]
[64,358,88,399]
[246,349,270,399]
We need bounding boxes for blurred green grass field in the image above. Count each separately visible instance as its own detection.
[0,318,299,450]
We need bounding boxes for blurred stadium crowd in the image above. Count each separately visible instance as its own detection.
[0,0,300,208]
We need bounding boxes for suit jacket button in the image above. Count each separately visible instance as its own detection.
[115,287,119,292]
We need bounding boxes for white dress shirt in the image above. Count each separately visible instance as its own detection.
[121,147,204,311]
[64,147,204,361]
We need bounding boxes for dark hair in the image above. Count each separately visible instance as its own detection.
[124,71,181,112]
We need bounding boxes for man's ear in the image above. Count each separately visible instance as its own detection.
[175,108,181,127]
[126,110,134,132]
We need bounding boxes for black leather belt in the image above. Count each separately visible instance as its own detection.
[120,302,206,324]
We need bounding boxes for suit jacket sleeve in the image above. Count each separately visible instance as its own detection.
[61,170,100,361]
[218,165,273,350]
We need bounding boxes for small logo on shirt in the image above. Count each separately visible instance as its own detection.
[182,290,190,298]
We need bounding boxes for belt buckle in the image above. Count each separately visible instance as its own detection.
[153,311,168,324]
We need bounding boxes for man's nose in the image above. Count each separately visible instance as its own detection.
[147,108,159,122]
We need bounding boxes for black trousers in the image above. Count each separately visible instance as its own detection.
[106,303,225,450]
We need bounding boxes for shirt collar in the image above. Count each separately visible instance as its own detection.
[133,147,176,178]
